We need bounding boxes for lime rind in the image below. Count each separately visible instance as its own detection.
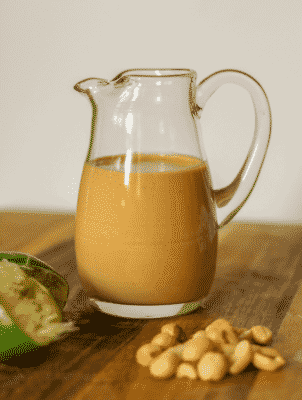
[177,301,201,316]
[0,252,70,360]
[0,252,69,311]
[0,320,38,360]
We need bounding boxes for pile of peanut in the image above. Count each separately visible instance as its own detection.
[135,319,286,381]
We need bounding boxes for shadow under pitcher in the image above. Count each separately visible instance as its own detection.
[73,68,271,319]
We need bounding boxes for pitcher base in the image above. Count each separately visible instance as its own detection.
[90,298,206,319]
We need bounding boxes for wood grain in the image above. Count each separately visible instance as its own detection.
[1,210,302,399]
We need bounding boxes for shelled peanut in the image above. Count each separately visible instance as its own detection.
[135,319,286,381]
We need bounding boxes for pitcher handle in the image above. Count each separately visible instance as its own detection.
[196,69,271,229]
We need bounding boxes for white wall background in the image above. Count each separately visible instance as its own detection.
[0,0,301,223]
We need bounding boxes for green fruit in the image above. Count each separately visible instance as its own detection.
[0,252,71,359]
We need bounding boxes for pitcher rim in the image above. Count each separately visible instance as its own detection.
[112,68,196,80]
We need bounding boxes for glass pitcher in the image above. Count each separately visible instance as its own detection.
[74,68,271,319]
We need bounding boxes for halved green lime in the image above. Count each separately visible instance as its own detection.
[0,252,69,360]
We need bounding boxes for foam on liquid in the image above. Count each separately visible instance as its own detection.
[91,152,203,174]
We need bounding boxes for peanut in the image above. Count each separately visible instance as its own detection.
[220,343,236,358]
[229,340,253,375]
[166,342,187,358]
[238,329,253,341]
[252,345,286,371]
[205,319,238,346]
[151,332,177,348]
[182,335,213,362]
[176,363,198,380]
[197,351,228,381]
[192,330,206,340]
[149,350,181,379]
[253,353,281,371]
[251,326,273,345]
[136,343,162,367]
[233,327,246,335]
[161,323,181,338]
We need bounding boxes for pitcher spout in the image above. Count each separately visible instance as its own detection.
[74,78,109,95]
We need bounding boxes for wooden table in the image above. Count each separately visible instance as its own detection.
[1,210,302,399]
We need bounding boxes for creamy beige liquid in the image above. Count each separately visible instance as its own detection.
[75,153,218,305]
